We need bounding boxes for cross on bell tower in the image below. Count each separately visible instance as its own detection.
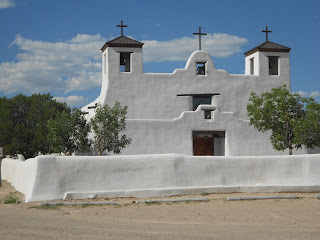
[262,26,272,41]
[117,20,127,36]
[193,26,207,50]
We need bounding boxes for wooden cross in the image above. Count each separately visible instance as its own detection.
[193,26,207,50]
[117,20,127,36]
[262,26,272,41]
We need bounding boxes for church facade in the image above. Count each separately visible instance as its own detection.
[83,27,304,156]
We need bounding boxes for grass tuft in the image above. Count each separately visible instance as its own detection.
[30,205,60,210]
[145,201,161,205]
[3,192,19,204]
[201,193,209,196]
[81,203,92,208]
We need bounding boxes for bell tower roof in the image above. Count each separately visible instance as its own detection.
[244,26,291,56]
[101,20,143,51]
[244,40,291,56]
[101,36,144,51]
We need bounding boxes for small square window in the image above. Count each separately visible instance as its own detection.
[196,62,206,75]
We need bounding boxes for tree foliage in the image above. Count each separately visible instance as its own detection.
[91,101,132,155]
[294,98,320,149]
[247,85,320,155]
[47,108,91,155]
[0,94,68,158]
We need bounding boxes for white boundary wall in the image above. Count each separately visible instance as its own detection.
[2,154,320,202]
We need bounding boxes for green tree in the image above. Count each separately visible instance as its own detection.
[91,101,132,155]
[0,94,68,158]
[47,108,91,155]
[247,85,320,155]
[294,98,320,149]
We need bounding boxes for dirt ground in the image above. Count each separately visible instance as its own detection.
[0,180,319,240]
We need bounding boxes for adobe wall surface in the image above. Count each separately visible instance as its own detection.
[121,106,276,156]
[82,50,296,156]
[2,154,320,202]
[94,50,290,121]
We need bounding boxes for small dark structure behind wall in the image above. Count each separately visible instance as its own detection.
[193,131,225,156]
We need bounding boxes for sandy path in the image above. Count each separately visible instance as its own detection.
[0,181,319,240]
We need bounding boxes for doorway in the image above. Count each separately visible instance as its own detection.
[192,131,225,156]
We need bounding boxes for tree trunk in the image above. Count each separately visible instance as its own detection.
[288,133,293,155]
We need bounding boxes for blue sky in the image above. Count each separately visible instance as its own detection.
[0,0,319,107]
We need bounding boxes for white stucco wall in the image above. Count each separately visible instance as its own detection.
[91,50,290,121]
[1,157,38,201]
[2,154,320,202]
[121,106,276,156]
[82,43,312,156]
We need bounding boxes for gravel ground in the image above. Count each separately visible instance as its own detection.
[0,180,319,240]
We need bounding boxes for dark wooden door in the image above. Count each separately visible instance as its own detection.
[193,137,214,156]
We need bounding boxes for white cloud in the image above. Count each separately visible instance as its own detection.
[54,95,88,107]
[296,91,308,98]
[143,33,248,62]
[0,33,247,97]
[0,34,104,94]
[69,33,104,43]
[64,70,101,93]
[295,91,320,100]
[0,0,15,9]
[310,91,320,98]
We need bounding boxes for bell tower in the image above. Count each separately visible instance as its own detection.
[244,26,291,83]
[99,20,144,105]
[101,35,144,75]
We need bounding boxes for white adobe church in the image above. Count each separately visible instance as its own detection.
[3,24,320,203]
[83,23,309,156]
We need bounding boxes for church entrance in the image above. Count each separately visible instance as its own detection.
[192,131,225,156]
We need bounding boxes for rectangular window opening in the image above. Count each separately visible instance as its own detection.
[204,110,212,120]
[103,53,106,74]
[192,96,211,111]
[120,52,131,72]
[250,58,254,75]
[196,62,206,75]
[269,56,279,75]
